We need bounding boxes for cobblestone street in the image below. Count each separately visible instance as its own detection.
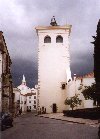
[1,112,98,139]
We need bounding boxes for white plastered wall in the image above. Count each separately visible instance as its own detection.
[37,27,72,113]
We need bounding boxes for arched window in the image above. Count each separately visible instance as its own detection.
[56,35,63,43]
[44,36,51,43]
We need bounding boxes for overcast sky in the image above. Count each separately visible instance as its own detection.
[0,0,100,87]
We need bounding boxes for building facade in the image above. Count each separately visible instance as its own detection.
[0,31,13,113]
[67,73,95,109]
[35,18,72,113]
[17,75,31,112]
[20,94,27,112]
[17,75,38,112]
[30,87,38,111]
[26,93,36,111]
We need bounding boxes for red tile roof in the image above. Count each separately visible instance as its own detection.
[76,72,94,79]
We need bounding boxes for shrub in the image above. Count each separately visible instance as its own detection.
[65,94,82,110]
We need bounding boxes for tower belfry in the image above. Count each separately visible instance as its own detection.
[35,18,72,113]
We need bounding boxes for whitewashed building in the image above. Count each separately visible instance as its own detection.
[26,87,38,111]
[17,75,31,112]
[67,72,95,109]
[26,93,34,111]
[20,94,27,112]
[18,75,31,95]
[35,17,72,113]
[31,87,38,110]
[17,75,38,112]
[13,87,27,113]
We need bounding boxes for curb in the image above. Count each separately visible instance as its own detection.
[38,115,99,126]
[38,115,86,124]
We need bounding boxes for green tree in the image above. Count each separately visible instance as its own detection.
[92,19,100,105]
[64,94,82,110]
[81,83,96,100]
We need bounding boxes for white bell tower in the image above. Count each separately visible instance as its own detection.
[35,17,72,113]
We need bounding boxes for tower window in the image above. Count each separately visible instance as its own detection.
[44,36,51,43]
[56,35,63,43]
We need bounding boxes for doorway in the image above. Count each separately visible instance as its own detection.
[52,103,57,113]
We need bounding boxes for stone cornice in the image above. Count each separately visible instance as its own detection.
[35,25,72,36]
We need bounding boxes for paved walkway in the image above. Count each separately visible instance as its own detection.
[2,112,98,139]
[38,113,99,127]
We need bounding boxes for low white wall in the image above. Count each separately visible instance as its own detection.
[84,100,93,108]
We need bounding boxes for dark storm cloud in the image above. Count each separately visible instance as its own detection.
[11,58,38,88]
[0,0,100,87]
[70,51,94,76]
